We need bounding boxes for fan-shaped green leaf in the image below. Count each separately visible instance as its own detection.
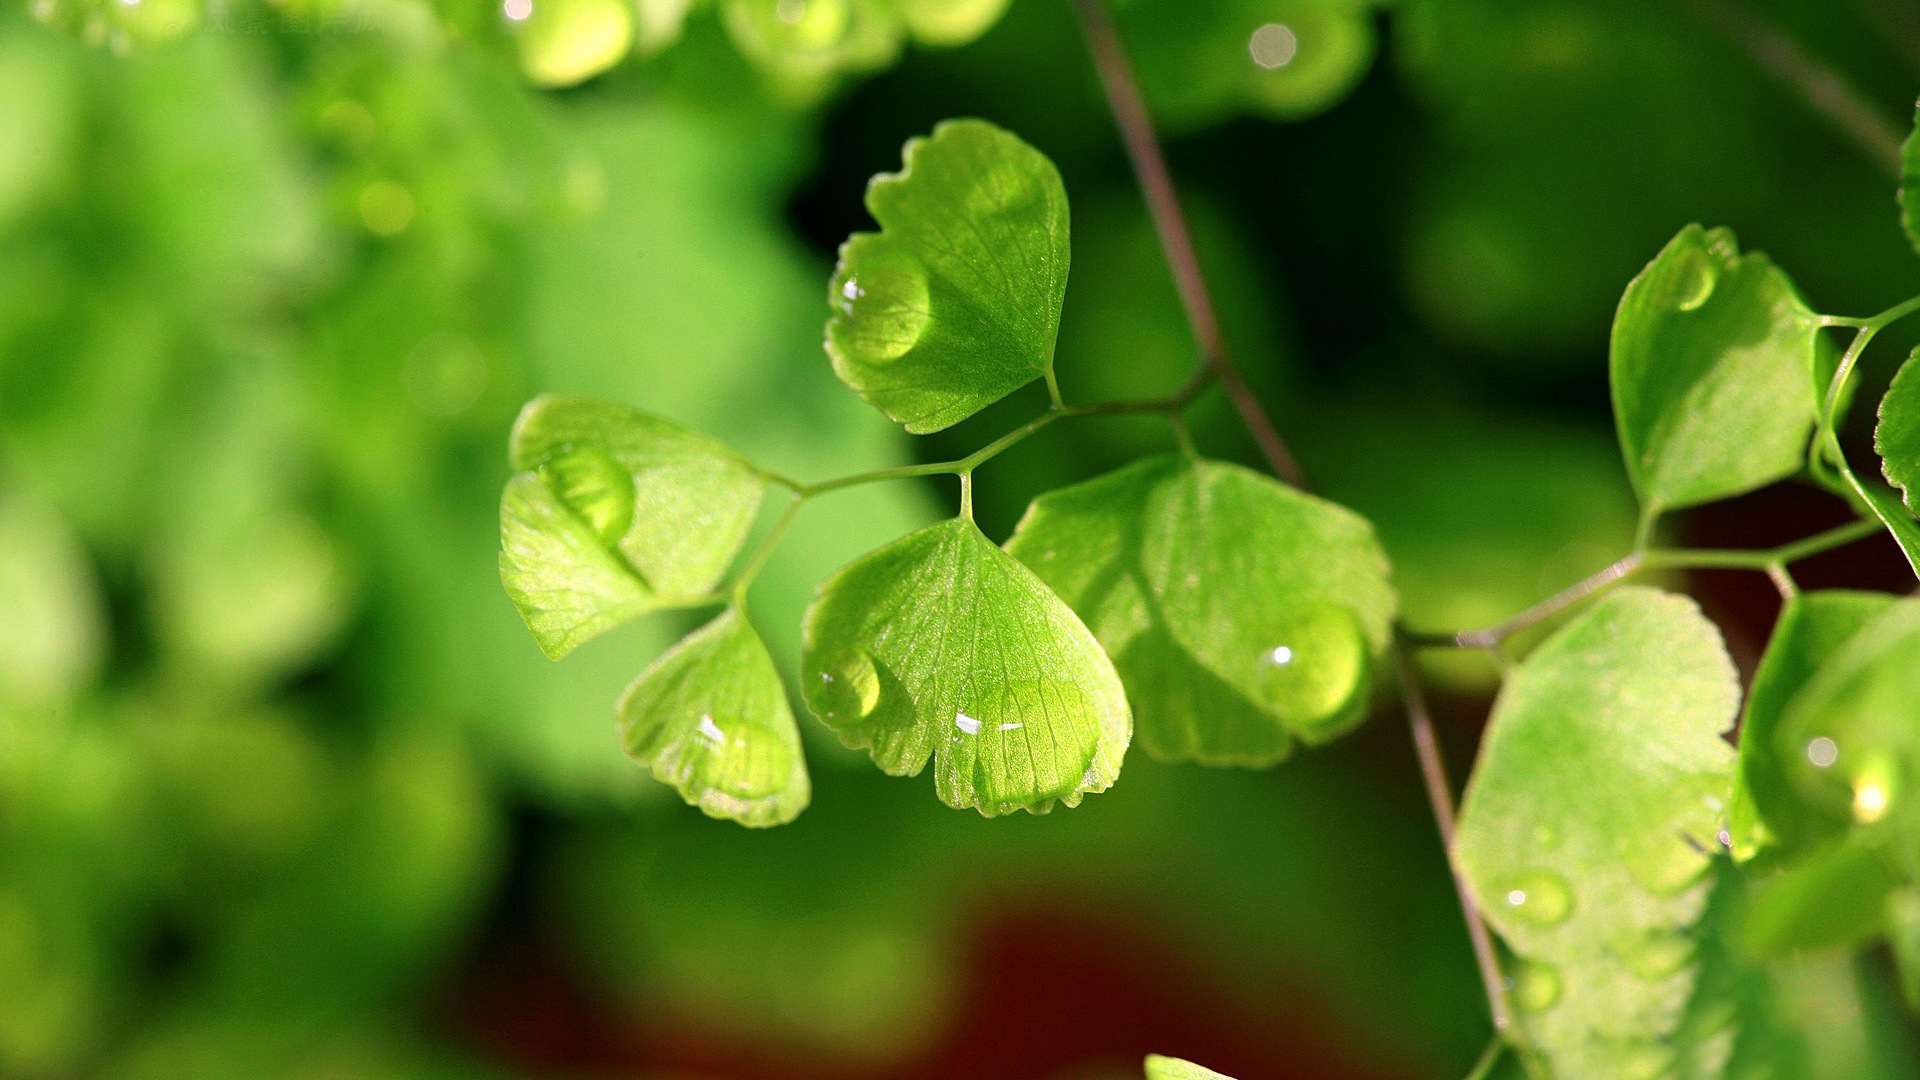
[500,394,764,659]
[1728,590,1896,864]
[1610,225,1822,519]
[1144,1054,1237,1080]
[800,516,1129,816]
[617,608,809,827]
[1779,598,1920,835]
[826,119,1070,434]
[1455,586,1739,1080]
[1877,348,1920,514]
[1005,454,1395,767]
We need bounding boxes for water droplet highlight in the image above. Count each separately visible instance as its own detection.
[541,446,633,544]
[1510,961,1561,1011]
[1502,871,1573,925]
[1669,245,1717,312]
[1807,736,1839,767]
[675,713,791,799]
[829,251,931,366]
[954,711,981,736]
[1852,755,1896,823]
[1249,22,1297,68]
[951,678,1101,809]
[1251,602,1368,739]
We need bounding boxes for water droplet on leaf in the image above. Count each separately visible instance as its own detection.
[1250,602,1368,738]
[540,446,633,545]
[676,713,791,799]
[1623,836,1709,896]
[829,251,931,365]
[1510,961,1561,1011]
[956,678,1100,809]
[820,650,882,721]
[1669,245,1717,312]
[1502,871,1573,924]
[1610,928,1694,980]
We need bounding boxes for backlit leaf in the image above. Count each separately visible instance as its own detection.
[826,119,1070,434]
[1610,225,1822,519]
[500,394,763,659]
[1006,454,1395,767]
[1455,586,1739,1080]
[1779,598,1920,835]
[618,608,809,827]
[1144,1054,1237,1080]
[1877,347,1920,514]
[1728,590,1896,863]
[800,516,1129,816]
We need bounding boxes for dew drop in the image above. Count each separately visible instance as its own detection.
[676,713,791,800]
[829,252,931,366]
[540,446,633,544]
[956,678,1101,809]
[1669,245,1717,312]
[1510,961,1561,1012]
[1611,928,1694,980]
[1251,602,1368,738]
[955,711,981,735]
[1502,871,1573,925]
[819,651,881,722]
[1248,22,1297,69]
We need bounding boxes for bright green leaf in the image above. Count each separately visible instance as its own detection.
[618,608,810,827]
[1610,224,1822,519]
[1728,590,1896,863]
[1455,586,1739,1080]
[1144,1054,1237,1080]
[1742,838,1899,957]
[826,119,1070,434]
[1779,598,1920,831]
[799,516,1129,816]
[514,0,637,89]
[1006,454,1395,766]
[500,394,764,659]
[1877,347,1920,514]
[895,0,1009,47]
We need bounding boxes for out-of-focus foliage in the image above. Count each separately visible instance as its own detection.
[6,0,1920,1077]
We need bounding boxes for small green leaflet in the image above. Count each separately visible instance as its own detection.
[826,119,1070,434]
[1727,590,1896,864]
[500,394,763,659]
[1877,348,1920,514]
[800,516,1129,816]
[1455,587,1739,1080]
[1144,1055,1237,1080]
[1610,225,1822,520]
[617,607,810,827]
[1900,101,1920,255]
[1005,454,1395,767]
[1779,598,1920,834]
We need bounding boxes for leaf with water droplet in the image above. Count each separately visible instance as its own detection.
[1728,590,1896,864]
[1876,347,1920,516]
[514,0,637,88]
[500,394,765,659]
[617,607,809,827]
[1005,455,1396,768]
[826,119,1070,433]
[1144,1055,1237,1080]
[1455,587,1739,1078]
[723,0,905,104]
[1610,224,1822,521]
[800,517,1129,816]
[1778,597,1920,824]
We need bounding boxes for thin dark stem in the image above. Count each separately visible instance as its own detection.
[1689,0,1904,176]
[1449,553,1645,650]
[1067,0,1508,1037]
[1067,0,1307,489]
[1462,1035,1508,1080]
[1397,643,1514,1035]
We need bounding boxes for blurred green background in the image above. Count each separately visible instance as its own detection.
[4,0,1920,1077]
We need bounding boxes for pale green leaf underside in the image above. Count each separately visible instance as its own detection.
[1901,101,1920,255]
[800,516,1129,816]
[826,118,1070,434]
[1728,591,1896,864]
[1610,224,1821,518]
[617,607,810,827]
[1779,598,1920,827]
[1877,348,1920,514]
[1006,454,1396,767]
[1455,586,1739,1080]
[500,394,763,658]
[1144,1054,1237,1080]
